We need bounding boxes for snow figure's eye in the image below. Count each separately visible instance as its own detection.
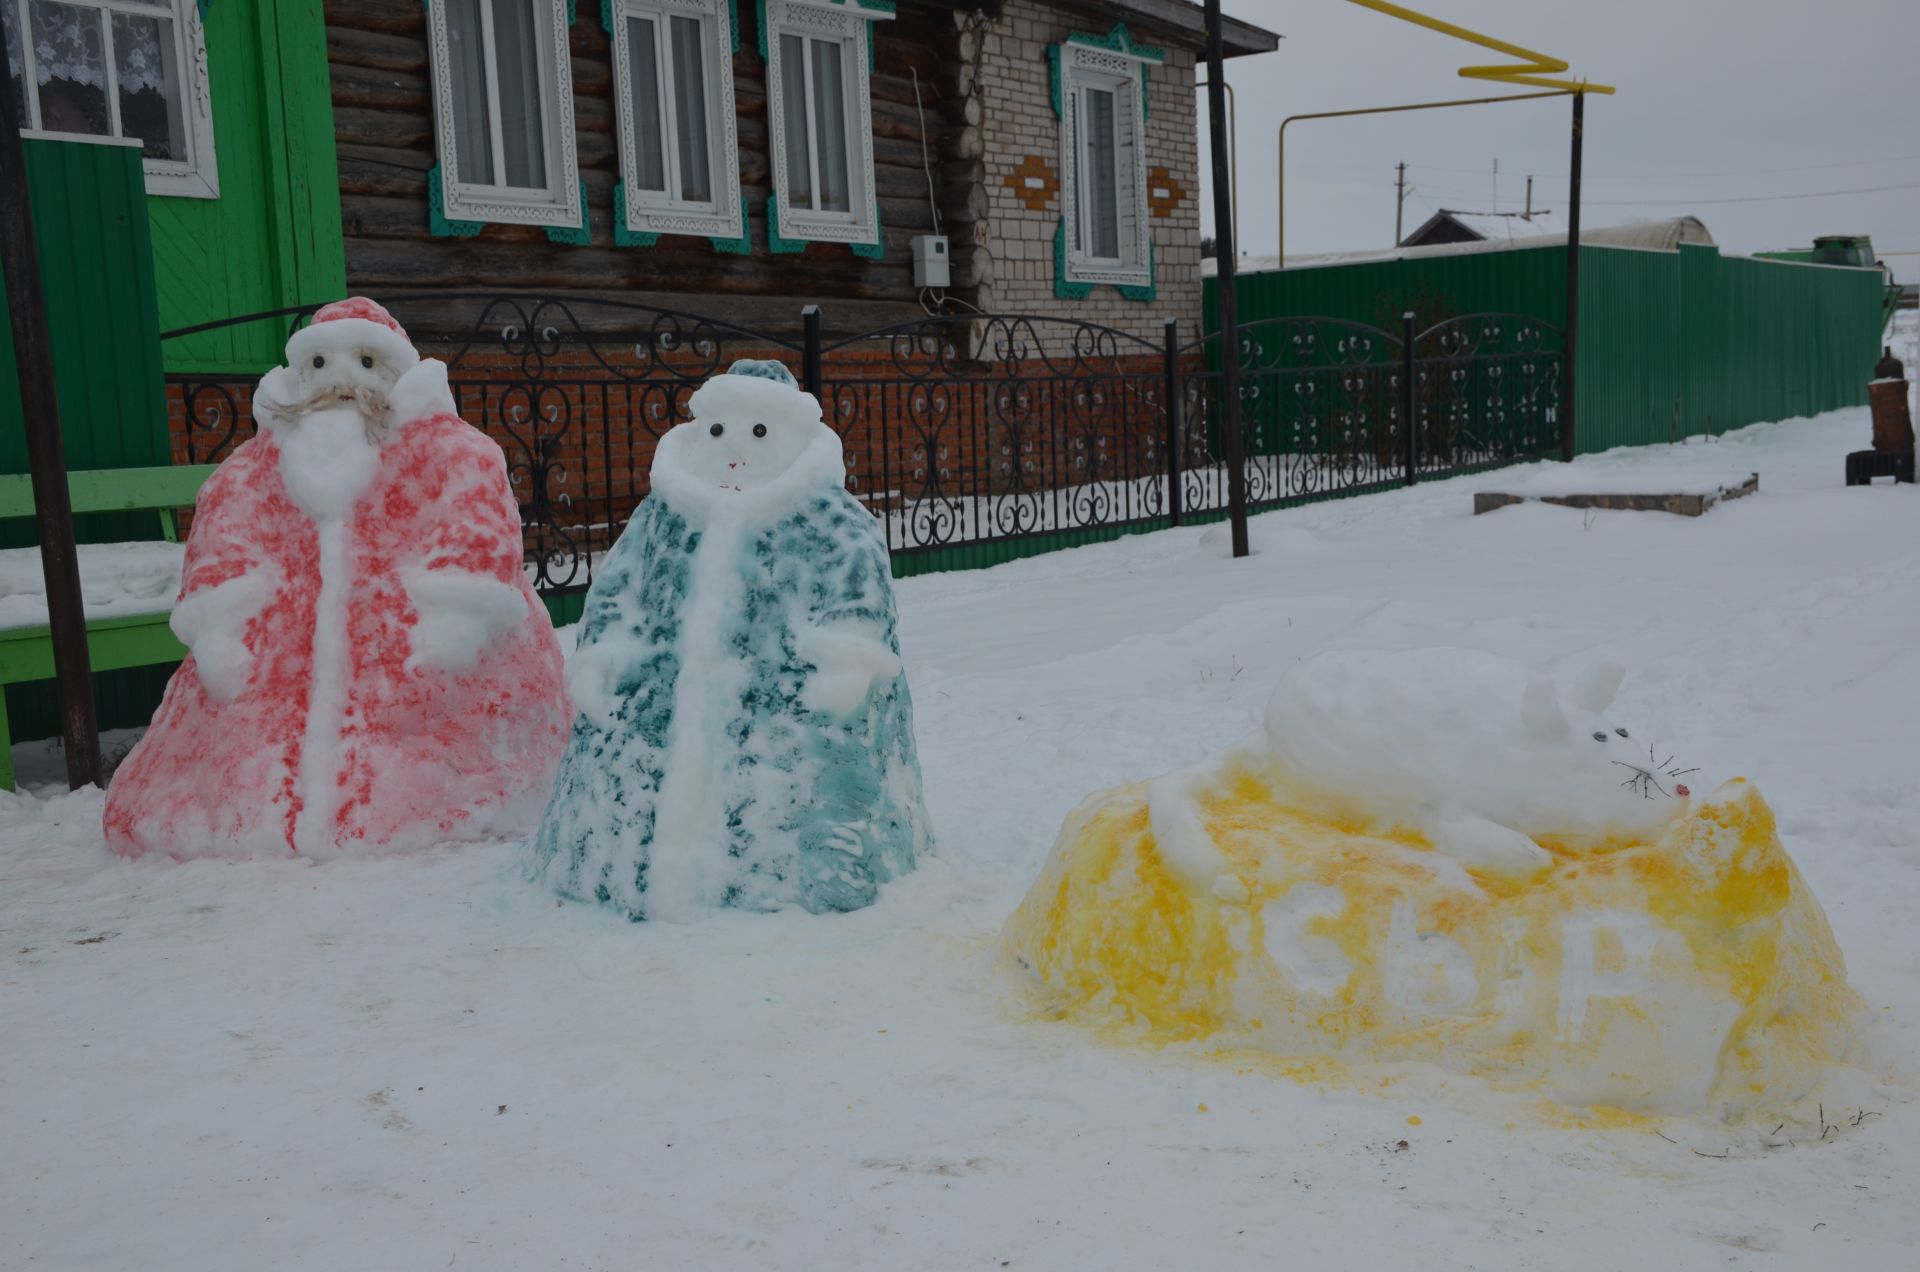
[361,355,374,369]
[1616,728,1629,738]
[1592,731,1608,742]
[312,355,325,369]
[709,423,725,437]
[753,423,768,438]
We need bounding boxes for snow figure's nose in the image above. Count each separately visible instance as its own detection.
[728,461,740,469]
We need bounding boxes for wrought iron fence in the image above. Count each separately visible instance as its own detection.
[163,294,1562,598]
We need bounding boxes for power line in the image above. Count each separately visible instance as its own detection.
[1578,181,1920,206]
[1411,152,1920,182]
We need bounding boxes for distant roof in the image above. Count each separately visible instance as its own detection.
[1404,210,1715,251]
[1215,216,1720,275]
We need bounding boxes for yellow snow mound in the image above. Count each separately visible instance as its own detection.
[1004,759,1860,1117]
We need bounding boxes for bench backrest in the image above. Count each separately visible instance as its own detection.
[0,464,220,543]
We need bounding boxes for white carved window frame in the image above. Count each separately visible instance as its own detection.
[4,0,218,198]
[424,0,583,230]
[1057,40,1155,291]
[763,0,890,248]
[610,0,742,240]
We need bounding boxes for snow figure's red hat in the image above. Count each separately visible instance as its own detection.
[284,297,419,371]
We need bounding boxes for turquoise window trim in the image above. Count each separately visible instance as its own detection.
[760,0,888,74]
[544,180,594,245]
[1054,24,1162,122]
[1054,220,1155,303]
[767,197,806,254]
[612,181,661,246]
[427,165,484,237]
[1117,245,1156,302]
[711,196,754,254]
[1053,221,1092,300]
[608,0,738,50]
[767,197,878,258]
[1064,24,1165,65]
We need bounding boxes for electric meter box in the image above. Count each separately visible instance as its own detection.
[911,235,950,288]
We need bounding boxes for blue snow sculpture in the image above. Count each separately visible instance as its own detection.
[531,360,932,919]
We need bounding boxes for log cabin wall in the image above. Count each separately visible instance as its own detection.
[325,0,972,339]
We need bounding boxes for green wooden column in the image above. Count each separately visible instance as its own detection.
[0,137,176,745]
[151,0,346,374]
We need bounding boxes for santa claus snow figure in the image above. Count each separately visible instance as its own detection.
[104,298,571,859]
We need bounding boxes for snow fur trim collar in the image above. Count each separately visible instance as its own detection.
[254,357,459,437]
[648,413,846,524]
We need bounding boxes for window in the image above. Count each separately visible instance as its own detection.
[425,0,582,231]
[610,0,741,242]
[1054,31,1162,295]
[763,0,890,249]
[1,0,217,198]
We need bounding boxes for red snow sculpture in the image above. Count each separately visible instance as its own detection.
[105,299,571,859]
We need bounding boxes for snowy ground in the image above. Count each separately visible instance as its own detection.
[4,407,1918,1270]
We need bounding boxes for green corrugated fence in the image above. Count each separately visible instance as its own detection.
[1,138,178,746]
[1208,242,1886,453]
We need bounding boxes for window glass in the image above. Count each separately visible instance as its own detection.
[27,1,109,136]
[110,10,183,160]
[669,14,709,203]
[626,14,665,191]
[489,0,546,189]
[446,0,495,184]
[1083,86,1119,259]
[809,37,848,213]
[779,32,811,207]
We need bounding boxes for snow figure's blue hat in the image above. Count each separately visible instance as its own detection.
[724,359,798,388]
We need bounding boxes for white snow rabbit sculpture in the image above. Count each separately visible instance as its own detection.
[1263,649,1692,877]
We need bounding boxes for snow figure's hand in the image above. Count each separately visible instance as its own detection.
[796,623,902,717]
[564,641,633,731]
[403,568,527,675]
[169,571,275,704]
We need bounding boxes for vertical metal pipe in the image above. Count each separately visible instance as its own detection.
[1562,90,1584,462]
[1162,316,1183,526]
[0,57,101,788]
[1401,311,1418,486]
[801,304,823,400]
[1203,0,1248,557]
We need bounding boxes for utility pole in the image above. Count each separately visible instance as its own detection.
[1394,161,1408,245]
[1524,175,1534,220]
[1203,0,1248,558]
[0,54,101,788]
[1562,91,1585,463]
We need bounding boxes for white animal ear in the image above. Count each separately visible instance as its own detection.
[1521,676,1570,741]
[1567,661,1625,714]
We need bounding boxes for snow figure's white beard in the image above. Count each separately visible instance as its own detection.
[275,405,384,522]
[275,379,394,443]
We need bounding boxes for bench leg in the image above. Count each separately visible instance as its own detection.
[0,692,13,793]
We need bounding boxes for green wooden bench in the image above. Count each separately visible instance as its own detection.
[0,464,219,790]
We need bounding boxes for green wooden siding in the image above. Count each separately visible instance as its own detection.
[1210,243,1886,454]
[152,0,345,373]
[0,138,178,744]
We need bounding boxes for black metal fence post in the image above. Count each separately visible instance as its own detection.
[0,55,100,788]
[1163,317,1183,526]
[1562,90,1584,462]
[801,304,823,400]
[1401,311,1418,487]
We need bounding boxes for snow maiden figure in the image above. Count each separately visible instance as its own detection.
[532,360,930,920]
[104,299,571,858]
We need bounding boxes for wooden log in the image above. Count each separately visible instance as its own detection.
[325,0,423,38]
[325,22,426,73]
[333,105,433,151]
[330,62,429,113]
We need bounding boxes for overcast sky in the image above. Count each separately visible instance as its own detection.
[1202,0,1920,280]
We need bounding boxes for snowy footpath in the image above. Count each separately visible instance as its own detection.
[4,408,1917,1270]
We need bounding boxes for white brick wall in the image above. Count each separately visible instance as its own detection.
[972,0,1205,346]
